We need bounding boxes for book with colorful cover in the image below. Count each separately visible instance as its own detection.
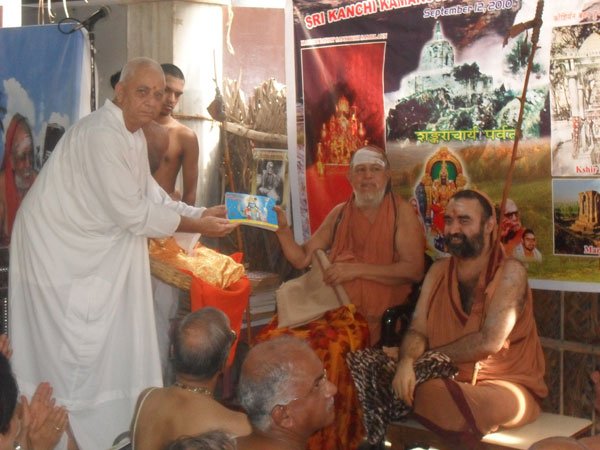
[225,192,278,231]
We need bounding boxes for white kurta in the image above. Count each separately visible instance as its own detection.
[9,99,204,450]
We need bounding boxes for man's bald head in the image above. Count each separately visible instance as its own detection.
[172,307,236,380]
[119,57,163,85]
[113,57,165,132]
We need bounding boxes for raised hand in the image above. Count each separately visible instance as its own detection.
[0,334,12,359]
[26,382,68,450]
[29,382,55,425]
[273,205,289,230]
[28,405,68,450]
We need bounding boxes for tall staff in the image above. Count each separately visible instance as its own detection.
[493,0,544,259]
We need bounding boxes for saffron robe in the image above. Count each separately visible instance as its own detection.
[416,256,547,435]
[330,192,412,343]
[258,192,415,450]
[9,99,204,450]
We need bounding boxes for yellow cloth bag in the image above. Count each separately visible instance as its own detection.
[149,237,245,289]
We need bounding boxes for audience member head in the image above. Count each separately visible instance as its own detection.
[444,189,495,259]
[0,353,19,449]
[529,436,589,450]
[113,57,165,132]
[166,431,236,450]
[529,371,600,450]
[348,145,391,207]
[172,307,236,380]
[237,336,336,439]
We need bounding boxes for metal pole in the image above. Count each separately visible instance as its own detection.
[89,30,97,111]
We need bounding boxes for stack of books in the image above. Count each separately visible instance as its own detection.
[244,271,281,329]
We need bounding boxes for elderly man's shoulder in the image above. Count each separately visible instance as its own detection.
[210,403,252,434]
[139,387,251,434]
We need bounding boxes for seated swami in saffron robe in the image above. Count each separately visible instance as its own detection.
[258,146,425,450]
[392,190,547,448]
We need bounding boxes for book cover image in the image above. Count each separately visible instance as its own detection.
[225,192,278,231]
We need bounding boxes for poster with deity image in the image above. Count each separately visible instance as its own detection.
[289,0,600,289]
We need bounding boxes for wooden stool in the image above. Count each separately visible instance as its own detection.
[386,413,593,450]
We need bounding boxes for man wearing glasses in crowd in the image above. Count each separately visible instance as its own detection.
[236,336,337,450]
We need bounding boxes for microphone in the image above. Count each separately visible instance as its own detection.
[73,6,110,31]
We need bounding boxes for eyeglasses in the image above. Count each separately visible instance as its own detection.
[504,211,519,219]
[272,368,329,412]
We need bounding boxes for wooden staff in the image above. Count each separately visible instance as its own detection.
[494,0,545,252]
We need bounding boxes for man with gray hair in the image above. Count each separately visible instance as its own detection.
[267,145,425,448]
[8,57,238,450]
[132,307,251,450]
[236,336,337,450]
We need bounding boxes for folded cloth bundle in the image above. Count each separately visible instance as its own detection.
[346,348,458,444]
[149,237,245,289]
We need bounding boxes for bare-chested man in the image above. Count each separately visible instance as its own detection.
[131,308,251,450]
[153,64,199,206]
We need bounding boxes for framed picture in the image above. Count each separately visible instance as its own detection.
[251,148,289,209]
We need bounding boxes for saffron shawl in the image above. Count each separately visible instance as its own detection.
[425,191,547,398]
[329,192,412,342]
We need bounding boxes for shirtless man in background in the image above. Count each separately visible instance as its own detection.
[153,63,199,206]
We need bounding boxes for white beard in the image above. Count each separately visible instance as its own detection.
[354,188,386,208]
[14,168,34,193]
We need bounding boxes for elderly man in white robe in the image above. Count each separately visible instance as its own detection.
[8,57,237,450]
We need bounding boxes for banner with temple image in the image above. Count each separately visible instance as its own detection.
[289,0,600,289]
